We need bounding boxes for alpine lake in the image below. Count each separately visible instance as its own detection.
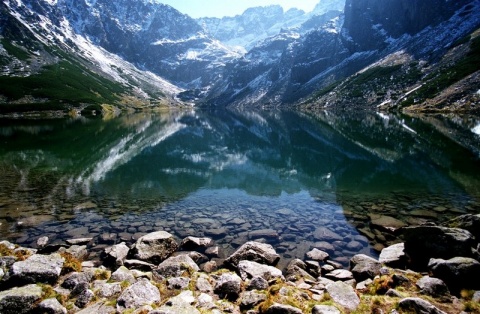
[1,108,480,269]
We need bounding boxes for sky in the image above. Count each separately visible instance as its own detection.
[158,0,320,18]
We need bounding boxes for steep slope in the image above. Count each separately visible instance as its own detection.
[203,0,480,109]
[55,0,240,88]
[0,0,183,113]
[304,4,480,112]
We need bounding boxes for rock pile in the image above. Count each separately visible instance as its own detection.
[0,214,479,313]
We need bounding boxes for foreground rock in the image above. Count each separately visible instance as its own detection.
[428,257,480,291]
[398,297,447,314]
[325,281,360,311]
[0,215,478,314]
[8,254,64,285]
[350,254,381,281]
[225,241,280,267]
[403,226,476,268]
[130,231,178,264]
[379,243,406,268]
[238,260,283,281]
[0,284,43,314]
[116,278,161,311]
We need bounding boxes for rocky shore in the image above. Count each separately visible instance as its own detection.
[0,214,479,314]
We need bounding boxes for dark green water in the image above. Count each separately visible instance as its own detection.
[0,109,479,267]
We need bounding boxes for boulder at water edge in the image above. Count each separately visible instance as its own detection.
[225,241,280,268]
[130,231,178,264]
[428,257,480,292]
[402,226,475,268]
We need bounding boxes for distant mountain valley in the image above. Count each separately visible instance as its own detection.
[0,0,479,113]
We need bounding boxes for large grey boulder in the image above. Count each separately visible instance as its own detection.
[264,302,303,314]
[154,255,199,279]
[95,282,122,298]
[325,281,360,311]
[428,257,480,291]
[312,305,341,314]
[225,241,280,267]
[402,226,475,268]
[117,278,160,310]
[398,297,447,314]
[379,243,406,268]
[38,298,68,314]
[110,266,136,284]
[306,248,329,262]
[416,276,450,299]
[103,242,130,267]
[214,272,242,301]
[180,236,213,252]
[0,284,43,314]
[9,253,64,285]
[130,231,178,264]
[285,259,315,282]
[62,271,94,290]
[75,289,95,308]
[76,301,115,314]
[156,290,199,314]
[247,276,269,290]
[238,260,283,281]
[240,290,267,310]
[350,254,381,281]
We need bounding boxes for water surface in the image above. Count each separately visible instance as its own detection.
[1,109,479,267]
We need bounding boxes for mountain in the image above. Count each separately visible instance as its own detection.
[202,0,480,109]
[54,0,240,88]
[1,0,480,113]
[198,1,345,51]
[0,0,184,112]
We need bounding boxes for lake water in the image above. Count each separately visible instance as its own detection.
[1,109,479,268]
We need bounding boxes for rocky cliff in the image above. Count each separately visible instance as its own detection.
[203,0,480,109]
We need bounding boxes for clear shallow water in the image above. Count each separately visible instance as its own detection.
[0,109,479,268]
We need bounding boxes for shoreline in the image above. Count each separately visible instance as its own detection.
[0,214,479,313]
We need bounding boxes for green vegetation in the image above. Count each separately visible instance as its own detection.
[349,65,402,88]
[401,36,480,107]
[0,59,125,109]
[0,39,30,61]
[60,252,82,275]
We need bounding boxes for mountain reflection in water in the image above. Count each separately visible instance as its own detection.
[0,109,479,267]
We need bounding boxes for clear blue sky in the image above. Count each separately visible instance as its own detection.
[159,0,319,18]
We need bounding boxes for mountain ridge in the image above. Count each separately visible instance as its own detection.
[1,0,479,114]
